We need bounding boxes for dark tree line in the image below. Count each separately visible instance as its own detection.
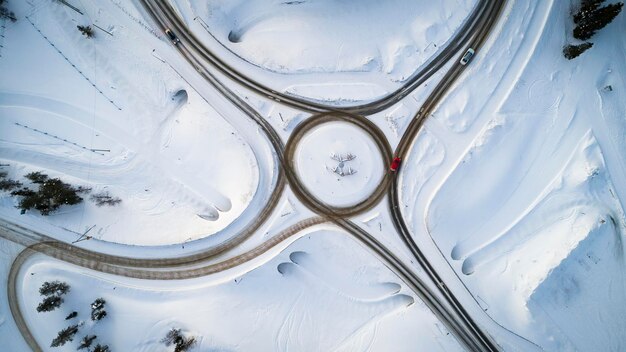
[12,172,85,215]
[1,167,122,215]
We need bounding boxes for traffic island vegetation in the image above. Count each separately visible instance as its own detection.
[0,166,122,215]
[563,0,623,59]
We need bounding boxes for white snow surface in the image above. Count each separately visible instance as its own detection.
[175,0,477,102]
[294,121,384,207]
[0,0,261,246]
[398,0,626,350]
[17,231,463,352]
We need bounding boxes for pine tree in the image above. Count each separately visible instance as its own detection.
[50,324,79,347]
[0,178,21,191]
[13,176,83,215]
[39,281,71,296]
[0,0,16,22]
[91,298,107,321]
[574,0,606,23]
[92,344,110,352]
[161,328,197,352]
[77,25,94,38]
[574,2,623,40]
[25,171,49,184]
[77,335,97,350]
[563,42,593,59]
[36,295,64,312]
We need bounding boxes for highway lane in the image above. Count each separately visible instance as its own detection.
[139,0,492,116]
[388,1,508,351]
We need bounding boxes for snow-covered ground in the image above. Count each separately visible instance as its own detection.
[0,0,264,246]
[2,0,625,350]
[16,230,463,352]
[294,121,384,207]
[174,0,477,102]
[400,0,626,350]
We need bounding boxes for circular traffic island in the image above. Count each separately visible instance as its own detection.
[285,113,391,216]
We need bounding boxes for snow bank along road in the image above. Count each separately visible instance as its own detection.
[3,0,506,351]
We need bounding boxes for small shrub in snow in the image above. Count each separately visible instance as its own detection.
[50,324,79,347]
[161,328,197,352]
[77,25,94,38]
[90,191,122,207]
[65,311,78,320]
[36,295,64,312]
[563,42,593,59]
[77,335,97,350]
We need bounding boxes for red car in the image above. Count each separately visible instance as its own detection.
[390,157,402,172]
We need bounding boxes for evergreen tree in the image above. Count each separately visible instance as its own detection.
[77,335,97,350]
[563,42,594,59]
[25,171,49,184]
[39,281,70,296]
[0,178,21,191]
[65,311,78,320]
[161,328,197,352]
[13,176,83,215]
[91,298,107,321]
[50,324,79,347]
[77,25,94,38]
[92,344,110,352]
[0,0,16,22]
[574,2,623,40]
[90,192,122,207]
[36,295,63,313]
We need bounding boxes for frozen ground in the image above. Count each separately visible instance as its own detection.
[294,121,384,207]
[0,0,262,246]
[174,0,476,102]
[16,231,463,352]
[399,0,626,350]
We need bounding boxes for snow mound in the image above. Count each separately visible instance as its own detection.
[191,0,475,80]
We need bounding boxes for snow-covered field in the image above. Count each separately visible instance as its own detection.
[16,230,463,352]
[0,0,262,246]
[1,0,625,350]
[175,0,477,101]
[401,0,626,350]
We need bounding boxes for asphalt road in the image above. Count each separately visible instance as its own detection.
[139,0,492,116]
[3,0,506,350]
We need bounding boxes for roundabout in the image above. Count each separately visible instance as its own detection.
[284,112,393,217]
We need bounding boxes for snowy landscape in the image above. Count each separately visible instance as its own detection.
[0,0,624,351]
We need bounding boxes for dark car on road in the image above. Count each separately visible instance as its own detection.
[165,29,180,44]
